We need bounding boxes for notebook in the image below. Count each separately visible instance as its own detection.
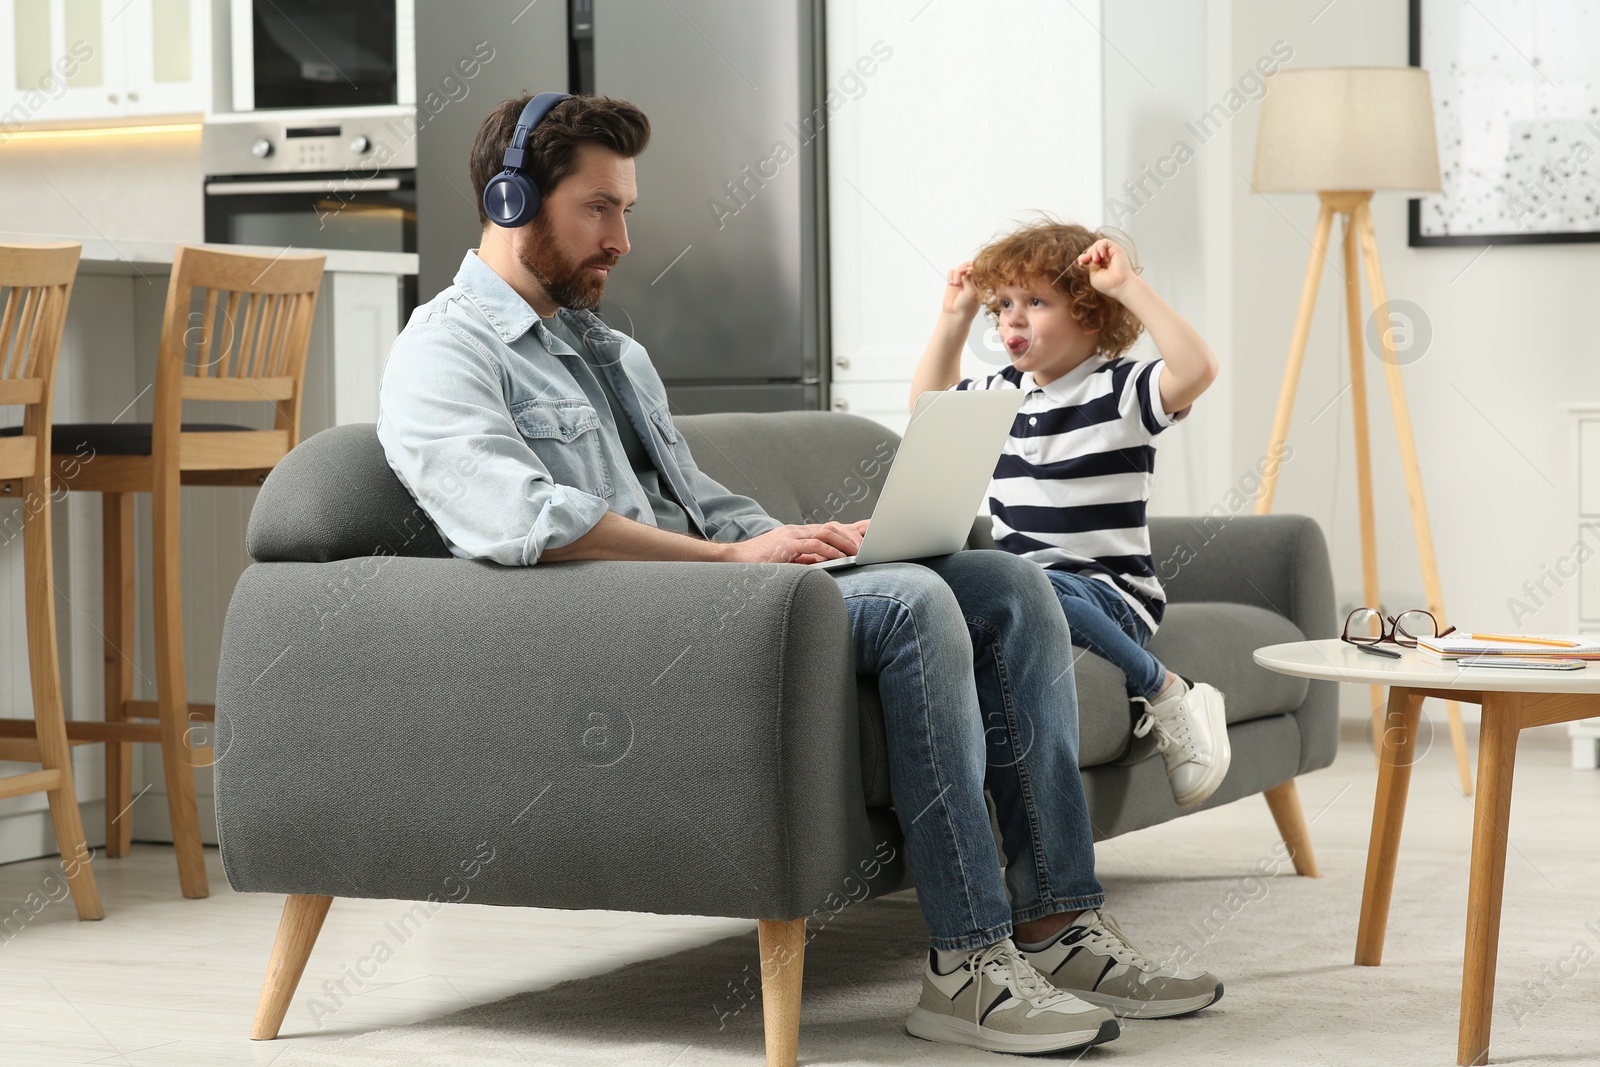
[1414,633,1600,659]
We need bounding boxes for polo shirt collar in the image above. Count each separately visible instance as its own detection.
[1031,355,1111,401]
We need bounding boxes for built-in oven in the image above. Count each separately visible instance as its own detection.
[202,112,418,308]
[231,0,415,112]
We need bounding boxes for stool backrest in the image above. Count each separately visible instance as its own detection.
[154,245,327,472]
[0,242,80,483]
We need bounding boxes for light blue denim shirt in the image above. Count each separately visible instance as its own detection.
[377,250,783,565]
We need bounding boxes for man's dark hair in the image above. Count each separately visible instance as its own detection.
[469,94,651,227]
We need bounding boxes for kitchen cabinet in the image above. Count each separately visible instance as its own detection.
[120,0,208,117]
[0,0,207,126]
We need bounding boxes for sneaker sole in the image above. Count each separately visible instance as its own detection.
[1174,687,1232,809]
[906,1007,1120,1054]
[1075,981,1224,1019]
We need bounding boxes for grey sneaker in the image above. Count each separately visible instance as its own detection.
[1134,679,1231,808]
[905,939,1120,1054]
[1021,909,1223,1019]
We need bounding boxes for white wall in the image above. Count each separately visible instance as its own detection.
[826,0,1102,435]
[1100,0,1228,518]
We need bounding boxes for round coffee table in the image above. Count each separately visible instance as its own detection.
[1254,639,1600,1067]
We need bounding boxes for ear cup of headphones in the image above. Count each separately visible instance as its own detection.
[482,91,571,229]
[483,168,541,228]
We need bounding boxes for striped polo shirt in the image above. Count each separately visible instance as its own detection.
[953,356,1186,633]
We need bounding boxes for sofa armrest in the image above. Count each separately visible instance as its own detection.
[214,558,900,920]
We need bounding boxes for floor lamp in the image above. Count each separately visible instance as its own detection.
[1250,67,1474,795]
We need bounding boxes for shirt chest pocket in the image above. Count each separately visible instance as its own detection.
[510,399,614,499]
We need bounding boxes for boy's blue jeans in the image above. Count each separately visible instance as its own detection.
[833,550,1104,952]
[1046,569,1167,700]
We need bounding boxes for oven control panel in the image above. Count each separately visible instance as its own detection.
[202,110,418,176]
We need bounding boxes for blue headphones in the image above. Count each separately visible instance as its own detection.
[482,92,572,228]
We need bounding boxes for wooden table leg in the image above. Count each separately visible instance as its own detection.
[1458,693,1521,1066]
[1356,686,1422,966]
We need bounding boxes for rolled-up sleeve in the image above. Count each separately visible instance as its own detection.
[665,424,783,543]
[685,467,784,543]
[377,321,609,565]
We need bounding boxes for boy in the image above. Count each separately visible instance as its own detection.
[910,220,1231,809]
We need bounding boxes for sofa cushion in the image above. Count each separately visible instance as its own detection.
[1149,603,1311,719]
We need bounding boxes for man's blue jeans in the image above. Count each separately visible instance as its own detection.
[832,550,1104,952]
[1045,569,1167,700]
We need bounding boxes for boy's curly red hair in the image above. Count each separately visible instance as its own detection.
[969,219,1144,360]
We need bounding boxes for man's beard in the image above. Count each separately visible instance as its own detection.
[518,216,618,311]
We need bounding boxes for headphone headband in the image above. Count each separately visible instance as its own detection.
[502,91,570,172]
[483,91,572,228]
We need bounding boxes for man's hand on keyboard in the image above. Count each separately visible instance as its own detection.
[721,519,869,565]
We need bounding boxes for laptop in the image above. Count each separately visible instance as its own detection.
[809,389,1025,570]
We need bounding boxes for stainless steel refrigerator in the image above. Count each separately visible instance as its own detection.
[415,0,827,413]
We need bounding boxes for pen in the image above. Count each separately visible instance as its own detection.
[1463,632,1579,648]
[1357,644,1402,660]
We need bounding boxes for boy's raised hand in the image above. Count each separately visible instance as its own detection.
[941,260,981,321]
[1077,238,1135,298]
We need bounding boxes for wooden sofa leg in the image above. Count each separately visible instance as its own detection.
[758,917,807,1067]
[1263,779,1321,878]
[251,894,334,1040]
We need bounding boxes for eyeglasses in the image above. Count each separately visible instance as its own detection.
[1341,607,1456,648]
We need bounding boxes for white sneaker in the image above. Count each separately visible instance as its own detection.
[905,939,1120,1054]
[1133,678,1231,808]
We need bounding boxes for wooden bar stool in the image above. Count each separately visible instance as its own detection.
[0,242,102,921]
[38,245,325,899]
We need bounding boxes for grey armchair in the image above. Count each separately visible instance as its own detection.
[216,411,1336,1066]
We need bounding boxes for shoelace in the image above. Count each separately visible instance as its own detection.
[1076,911,1164,974]
[964,942,1073,1026]
[1133,703,1202,763]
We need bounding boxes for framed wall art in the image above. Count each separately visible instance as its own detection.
[1409,0,1600,246]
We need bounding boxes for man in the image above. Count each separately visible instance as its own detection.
[378,93,1223,1056]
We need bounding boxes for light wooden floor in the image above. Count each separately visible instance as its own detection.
[1,733,1593,1067]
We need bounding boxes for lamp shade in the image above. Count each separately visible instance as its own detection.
[1252,67,1442,194]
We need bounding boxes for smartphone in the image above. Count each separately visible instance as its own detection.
[1456,656,1587,671]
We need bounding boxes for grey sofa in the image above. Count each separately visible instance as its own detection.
[216,410,1336,1065]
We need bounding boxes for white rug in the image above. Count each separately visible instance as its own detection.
[270,787,1600,1067]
